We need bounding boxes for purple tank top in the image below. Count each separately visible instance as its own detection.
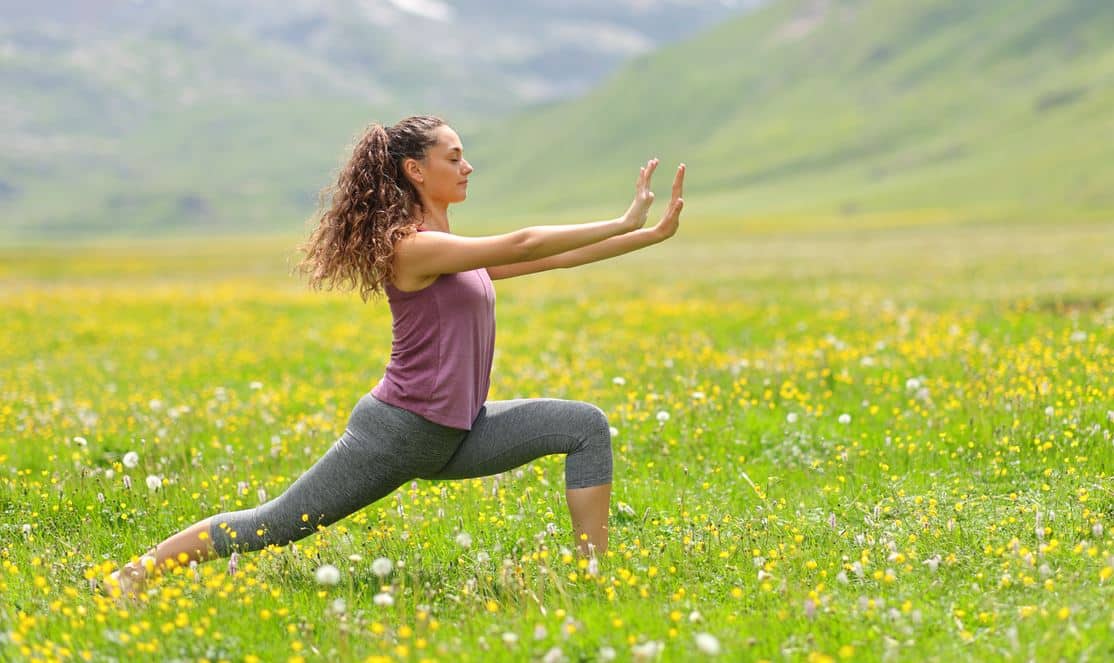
[371,232,496,430]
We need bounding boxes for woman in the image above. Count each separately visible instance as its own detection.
[104,115,684,597]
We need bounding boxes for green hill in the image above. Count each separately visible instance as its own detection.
[456,0,1114,232]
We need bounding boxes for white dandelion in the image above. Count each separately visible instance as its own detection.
[694,632,721,656]
[145,475,162,491]
[373,592,394,606]
[455,531,473,548]
[371,557,393,578]
[612,376,626,386]
[632,640,664,660]
[786,412,798,424]
[314,564,340,586]
[656,410,670,423]
[838,413,851,425]
[502,632,519,645]
[122,451,139,468]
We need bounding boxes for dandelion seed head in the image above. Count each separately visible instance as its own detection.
[371,557,393,577]
[315,564,340,586]
[694,632,721,655]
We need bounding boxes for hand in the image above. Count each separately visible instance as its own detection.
[620,158,659,232]
[650,163,684,241]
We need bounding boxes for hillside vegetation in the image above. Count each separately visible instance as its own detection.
[457,0,1113,232]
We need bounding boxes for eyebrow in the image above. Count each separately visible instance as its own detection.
[447,146,462,154]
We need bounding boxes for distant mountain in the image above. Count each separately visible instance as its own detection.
[0,0,753,241]
[458,0,1113,230]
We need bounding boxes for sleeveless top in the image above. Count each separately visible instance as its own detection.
[370,227,496,430]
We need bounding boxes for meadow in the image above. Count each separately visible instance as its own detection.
[1,218,1112,662]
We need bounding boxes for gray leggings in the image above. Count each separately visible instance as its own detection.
[208,394,613,557]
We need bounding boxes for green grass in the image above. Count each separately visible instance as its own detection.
[1,218,1112,661]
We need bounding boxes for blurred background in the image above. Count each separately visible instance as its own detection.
[0,0,1110,246]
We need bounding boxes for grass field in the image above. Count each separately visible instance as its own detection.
[1,219,1112,662]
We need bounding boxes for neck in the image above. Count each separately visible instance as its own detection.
[415,199,450,232]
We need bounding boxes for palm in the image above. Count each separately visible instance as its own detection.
[623,158,685,237]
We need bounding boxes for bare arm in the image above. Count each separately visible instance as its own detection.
[395,159,663,281]
[488,162,685,280]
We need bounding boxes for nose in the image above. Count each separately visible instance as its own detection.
[462,159,473,175]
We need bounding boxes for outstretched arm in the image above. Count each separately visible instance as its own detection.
[488,161,685,280]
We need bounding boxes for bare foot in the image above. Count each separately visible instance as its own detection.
[100,557,153,599]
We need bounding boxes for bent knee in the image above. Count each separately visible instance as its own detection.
[573,402,610,438]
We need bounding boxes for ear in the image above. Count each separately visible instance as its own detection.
[402,157,424,186]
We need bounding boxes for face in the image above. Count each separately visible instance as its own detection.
[404,125,473,206]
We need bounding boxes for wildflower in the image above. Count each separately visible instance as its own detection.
[455,531,473,548]
[905,378,921,390]
[632,640,664,660]
[373,592,394,606]
[105,468,115,479]
[1069,330,1087,342]
[924,556,940,573]
[1093,523,1103,538]
[146,475,162,491]
[502,632,519,645]
[257,488,267,503]
[609,426,619,438]
[477,550,490,564]
[123,451,139,468]
[228,552,239,576]
[617,502,636,517]
[838,414,851,424]
[73,436,87,447]
[599,646,617,661]
[533,624,547,640]
[786,412,798,424]
[329,598,346,616]
[656,411,670,423]
[372,557,393,578]
[149,399,163,410]
[250,381,263,390]
[1045,406,1055,417]
[694,632,721,656]
[691,391,705,400]
[122,475,132,490]
[315,564,340,585]
[587,557,600,577]
[542,647,565,663]
[612,377,626,386]
[21,524,31,536]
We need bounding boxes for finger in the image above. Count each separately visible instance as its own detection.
[672,164,685,200]
[645,158,659,188]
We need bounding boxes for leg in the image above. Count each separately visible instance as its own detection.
[424,399,614,556]
[106,420,420,596]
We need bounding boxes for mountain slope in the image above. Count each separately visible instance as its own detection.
[456,0,1114,231]
[0,0,749,241]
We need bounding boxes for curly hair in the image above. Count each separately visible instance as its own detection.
[292,115,445,302]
